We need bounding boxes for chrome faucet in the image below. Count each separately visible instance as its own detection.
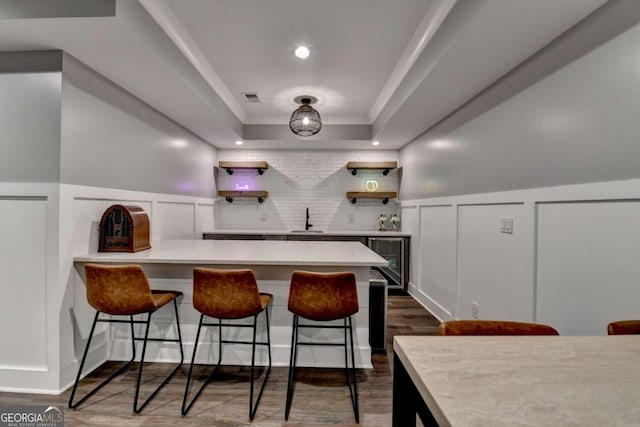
[305,208,313,231]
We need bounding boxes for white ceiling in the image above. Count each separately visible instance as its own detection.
[0,0,608,150]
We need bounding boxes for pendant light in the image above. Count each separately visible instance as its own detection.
[289,97,322,136]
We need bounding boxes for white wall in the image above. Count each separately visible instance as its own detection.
[536,199,640,335]
[402,179,640,336]
[215,150,399,232]
[457,203,533,321]
[400,13,640,200]
[58,184,215,391]
[0,71,61,181]
[0,52,219,393]
[0,184,60,393]
[0,69,63,392]
[55,54,219,392]
[399,13,640,335]
[60,54,217,199]
[400,6,640,334]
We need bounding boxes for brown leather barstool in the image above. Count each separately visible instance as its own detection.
[285,270,359,423]
[607,320,640,335]
[69,263,184,413]
[438,319,559,336]
[182,268,272,420]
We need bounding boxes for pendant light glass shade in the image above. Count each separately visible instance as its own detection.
[289,98,322,136]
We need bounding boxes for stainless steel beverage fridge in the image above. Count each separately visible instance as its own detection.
[367,236,409,293]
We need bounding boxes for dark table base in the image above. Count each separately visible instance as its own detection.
[393,353,440,427]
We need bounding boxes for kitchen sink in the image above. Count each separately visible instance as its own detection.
[290,230,324,233]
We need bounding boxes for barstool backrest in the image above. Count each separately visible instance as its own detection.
[438,320,559,336]
[84,263,157,315]
[193,268,263,319]
[607,320,640,335]
[288,270,358,321]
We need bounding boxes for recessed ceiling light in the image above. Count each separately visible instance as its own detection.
[295,46,310,59]
[372,141,380,146]
[235,140,243,145]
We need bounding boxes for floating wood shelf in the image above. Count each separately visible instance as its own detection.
[219,161,269,175]
[218,191,268,204]
[346,191,397,204]
[346,161,397,176]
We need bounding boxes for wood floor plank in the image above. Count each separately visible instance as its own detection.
[0,295,438,426]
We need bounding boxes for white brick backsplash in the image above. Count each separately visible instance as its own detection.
[215,150,400,231]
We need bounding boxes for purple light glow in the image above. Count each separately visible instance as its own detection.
[177,181,195,192]
[234,183,251,190]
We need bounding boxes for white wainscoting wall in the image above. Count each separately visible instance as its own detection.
[402,177,640,335]
[0,183,216,393]
[0,183,60,393]
[58,184,216,393]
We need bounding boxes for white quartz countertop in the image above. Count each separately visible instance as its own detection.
[203,229,411,237]
[74,239,388,267]
[394,335,640,427]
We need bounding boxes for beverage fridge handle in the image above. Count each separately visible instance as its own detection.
[368,237,404,242]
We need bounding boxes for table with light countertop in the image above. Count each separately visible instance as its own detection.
[393,335,640,426]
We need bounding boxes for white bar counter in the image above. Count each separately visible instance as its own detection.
[203,229,411,237]
[74,238,389,266]
[393,335,640,426]
[73,239,387,369]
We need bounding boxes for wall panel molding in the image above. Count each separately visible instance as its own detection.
[0,197,48,369]
[405,177,640,334]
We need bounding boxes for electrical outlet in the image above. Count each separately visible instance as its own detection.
[472,302,479,319]
[500,216,513,234]
[348,214,354,223]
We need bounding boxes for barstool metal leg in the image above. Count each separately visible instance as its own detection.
[285,314,299,421]
[248,306,272,420]
[134,302,185,413]
[69,312,137,410]
[284,315,359,423]
[182,314,218,416]
[71,301,183,413]
[183,306,272,419]
[347,316,359,423]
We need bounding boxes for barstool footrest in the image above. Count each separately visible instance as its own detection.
[295,341,349,346]
[296,323,350,329]
[285,314,359,423]
[69,299,184,414]
[182,308,272,421]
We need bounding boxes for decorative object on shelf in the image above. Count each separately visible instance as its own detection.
[377,213,388,231]
[289,96,322,136]
[346,191,397,204]
[346,161,397,176]
[218,161,268,203]
[365,179,379,192]
[390,213,401,231]
[219,161,268,175]
[98,205,150,252]
[218,190,268,204]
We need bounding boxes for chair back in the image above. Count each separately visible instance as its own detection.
[288,270,358,321]
[438,320,559,336]
[607,320,640,335]
[193,268,262,319]
[84,263,157,315]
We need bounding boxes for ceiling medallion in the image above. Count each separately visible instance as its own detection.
[289,96,322,137]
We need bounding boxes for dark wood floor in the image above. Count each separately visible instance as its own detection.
[0,295,439,426]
